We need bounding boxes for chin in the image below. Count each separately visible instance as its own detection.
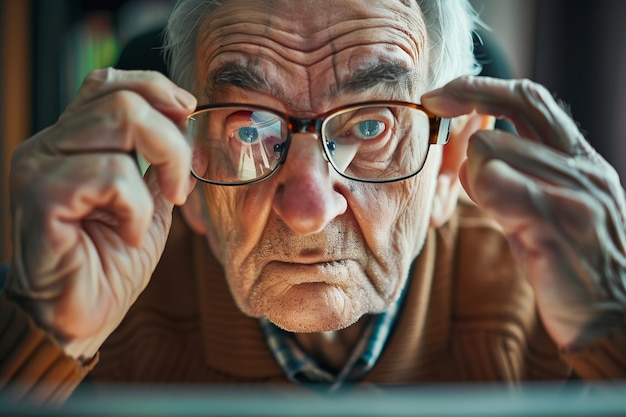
[268,311,360,333]
[256,282,366,333]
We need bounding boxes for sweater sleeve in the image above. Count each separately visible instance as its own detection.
[0,291,98,404]
[561,323,626,379]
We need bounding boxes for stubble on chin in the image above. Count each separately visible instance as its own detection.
[231,253,397,333]
[255,281,366,333]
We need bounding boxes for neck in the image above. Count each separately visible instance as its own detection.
[293,315,370,373]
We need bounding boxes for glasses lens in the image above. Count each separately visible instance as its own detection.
[322,104,432,181]
[186,106,288,184]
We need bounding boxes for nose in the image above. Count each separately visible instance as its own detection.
[272,133,347,235]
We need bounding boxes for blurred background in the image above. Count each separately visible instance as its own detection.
[1,0,625,263]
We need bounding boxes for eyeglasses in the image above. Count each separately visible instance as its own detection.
[185,101,450,186]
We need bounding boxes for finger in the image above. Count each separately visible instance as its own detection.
[422,76,592,156]
[461,129,626,261]
[12,153,155,286]
[64,67,196,121]
[36,154,156,248]
[38,91,191,205]
[464,129,625,225]
[464,129,588,191]
[462,157,586,244]
[460,151,622,305]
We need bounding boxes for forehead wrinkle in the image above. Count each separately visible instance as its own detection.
[197,4,425,73]
[197,0,428,108]
[198,19,332,72]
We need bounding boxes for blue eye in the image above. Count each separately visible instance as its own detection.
[357,120,383,139]
[237,127,259,143]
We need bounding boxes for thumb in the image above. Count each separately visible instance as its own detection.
[142,166,178,248]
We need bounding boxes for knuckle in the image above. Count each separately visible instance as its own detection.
[129,69,175,95]
[79,68,168,97]
[108,89,145,115]
[99,155,142,197]
[458,75,482,94]
[515,78,552,104]
[138,69,169,83]
[81,68,106,85]
[598,161,621,187]
[80,67,114,93]
[9,144,44,190]
[106,91,149,141]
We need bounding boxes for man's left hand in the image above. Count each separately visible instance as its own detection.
[423,76,626,351]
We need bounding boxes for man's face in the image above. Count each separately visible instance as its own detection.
[194,0,441,332]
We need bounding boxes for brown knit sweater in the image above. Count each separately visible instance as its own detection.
[2,200,625,403]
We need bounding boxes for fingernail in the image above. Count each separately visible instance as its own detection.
[421,93,453,114]
[421,94,445,106]
[175,88,196,109]
[422,87,444,100]
[91,67,115,81]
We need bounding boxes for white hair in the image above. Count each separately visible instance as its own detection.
[164,0,482,92]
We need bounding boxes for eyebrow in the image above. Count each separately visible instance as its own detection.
[204,61,416,103]
[206,63,287,102]
[337,62,415,95]
[211,63,259,89]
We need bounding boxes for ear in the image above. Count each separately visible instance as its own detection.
[430,112,495,227]
[180,184,207,234]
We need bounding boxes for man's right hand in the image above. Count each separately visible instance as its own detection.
[6,68,196,361]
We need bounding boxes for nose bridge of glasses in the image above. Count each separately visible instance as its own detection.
[289,117,320,134]
[285,117,331,163]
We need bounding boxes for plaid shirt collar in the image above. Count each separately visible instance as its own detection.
[259,286,406,391]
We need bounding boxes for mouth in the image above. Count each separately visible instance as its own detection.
[263,259,352,286]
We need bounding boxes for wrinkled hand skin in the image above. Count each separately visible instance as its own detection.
[423,76,626,351]
[7,68,196,361]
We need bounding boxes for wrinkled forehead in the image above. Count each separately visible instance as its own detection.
[195,0,429,109]
[203,0,423,36]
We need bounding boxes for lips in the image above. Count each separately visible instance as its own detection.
[262,259,353,286]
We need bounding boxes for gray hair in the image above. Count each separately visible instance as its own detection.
[164,0,481,92]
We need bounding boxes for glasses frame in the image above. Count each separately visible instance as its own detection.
[187,100,450,186]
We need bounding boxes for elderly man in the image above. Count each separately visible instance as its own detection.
[1,0,625,404]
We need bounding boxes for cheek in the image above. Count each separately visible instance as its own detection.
[202,186,239,260]
[361,178,433,257]
[395,148,442,259]
[202,184,275,303]
[203,185,274,248]
[395,173,438,260]
[351,149,441,296]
